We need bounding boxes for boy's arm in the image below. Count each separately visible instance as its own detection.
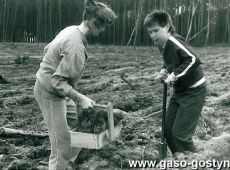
[174,49,196,78]
[168,37,196,79]
[155,63,168,83]
[165,49,195,84]
[160,62,167,74]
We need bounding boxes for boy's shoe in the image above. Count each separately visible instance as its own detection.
[173,152,186,160]
[173,151,195,160]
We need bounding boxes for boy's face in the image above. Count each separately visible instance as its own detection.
[147,23,170,46]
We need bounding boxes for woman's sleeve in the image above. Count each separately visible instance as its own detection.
[51,39,85,100]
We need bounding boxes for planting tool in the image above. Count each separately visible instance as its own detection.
[160,83,168,159]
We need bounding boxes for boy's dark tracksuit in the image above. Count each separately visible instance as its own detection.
[160,35,207,154]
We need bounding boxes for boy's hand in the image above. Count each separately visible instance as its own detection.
[164,72,177,85]
[155,74,167,83]
[155,69,168,83]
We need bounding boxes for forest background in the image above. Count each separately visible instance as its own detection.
[0,0,230,46]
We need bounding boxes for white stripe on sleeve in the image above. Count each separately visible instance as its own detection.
[169,36,196,78]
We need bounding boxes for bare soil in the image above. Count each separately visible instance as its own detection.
[0,43,230,170]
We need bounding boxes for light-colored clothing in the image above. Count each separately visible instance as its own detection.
[34,25,88,170]
[36,25,88,100]
[34,81,80,170]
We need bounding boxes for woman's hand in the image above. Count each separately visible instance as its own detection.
[72,90,95,109]
[78,94,95,109]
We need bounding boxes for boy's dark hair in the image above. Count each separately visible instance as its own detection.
[144,10,175,34]
[83,0,117,27]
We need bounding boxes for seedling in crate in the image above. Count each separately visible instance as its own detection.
[77,106,123,134]
[70,103,124,149]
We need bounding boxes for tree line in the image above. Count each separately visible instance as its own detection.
[0,0,229,46]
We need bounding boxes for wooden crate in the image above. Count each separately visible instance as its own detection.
[69,103,123,149]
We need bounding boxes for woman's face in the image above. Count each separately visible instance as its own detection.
[89,18,106,36]
[147,23,170,46]
[91,25,106,36]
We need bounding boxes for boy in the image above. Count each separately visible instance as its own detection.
[34,0,116,169]
[144,10,207,155]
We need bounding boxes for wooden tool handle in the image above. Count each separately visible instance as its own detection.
[160,83,168,159]
[107,102,115,141]
[94,103,107,108]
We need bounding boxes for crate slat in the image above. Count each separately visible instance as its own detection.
[69,103,123,149]
[70,122,122,149]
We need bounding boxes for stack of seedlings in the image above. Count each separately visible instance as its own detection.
[76,107,123,134]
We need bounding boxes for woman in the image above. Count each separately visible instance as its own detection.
[34,1,116,169]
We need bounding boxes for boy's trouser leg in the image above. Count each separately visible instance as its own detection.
[172,85,207,153]
[165,95,180,153]
[34,82,81,170]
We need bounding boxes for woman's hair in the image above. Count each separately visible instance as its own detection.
[83,0,117,27]
[144,10,175,34]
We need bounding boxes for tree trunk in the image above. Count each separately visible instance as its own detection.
[59,0,62,30]
[0,0,2,40]
[127,0,144,46]
[189,24,209,41]
[36,1,40,42]
[24,2,28,42]
[186,0,200,42]
[134,0,144,46]
[122,0,126,44]
[228,6,230,43]
[5,0,11,42]
[49,0,53,40]
[225,6,230,43]
[113,0,116,44]
[204,0,210,46]
[2,0,6,41]
[187,0,192,36]
[163,0,167,11]
[11,0,19,42]
[198,0,204,43]
[44,0,47,41]
[68,0,71,24]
